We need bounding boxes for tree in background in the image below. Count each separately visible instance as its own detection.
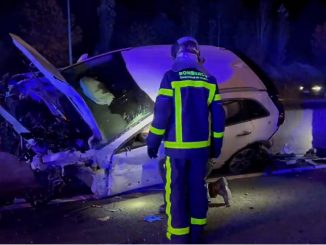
[181,0,199,37]
[119,10,177,47]
[208,18,218,45]
[210,0,244,48]
[311,21,326,63]
[233,13,256,58]
[21,0,82,67]
[232,1,258,61]
[126,22,158,47]
[272,4,289,66]
[234,1,274,66]
[94,0,115,54]
[253,0,274,65]
[151,13,177,44]
[207,1,221,46]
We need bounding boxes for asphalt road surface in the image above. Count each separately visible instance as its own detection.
[1,166,326,243]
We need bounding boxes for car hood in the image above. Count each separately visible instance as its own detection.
[10,33,102,141]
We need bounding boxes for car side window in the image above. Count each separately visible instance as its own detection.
[115,125,150,153]
[244,99,270,120]
[222,99,269,126]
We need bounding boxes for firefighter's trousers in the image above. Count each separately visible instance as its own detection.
[164,156,208,243]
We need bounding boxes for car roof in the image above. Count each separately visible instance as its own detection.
[121,45,266,101]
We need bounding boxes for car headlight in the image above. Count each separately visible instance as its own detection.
[312,85,322,92]
[299,86,304,91]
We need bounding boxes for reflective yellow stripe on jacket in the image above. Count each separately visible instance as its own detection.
[150,126,165,136]
[162,80,217,149]
[164,141,210,149]
[158,88,173,97]
[191,217,207,225]
[213,131,224,138]
[214,94,222,102]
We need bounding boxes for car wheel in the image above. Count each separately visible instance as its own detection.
[25,192,50,208]
[228,147,256,174]
[227,145,271,174]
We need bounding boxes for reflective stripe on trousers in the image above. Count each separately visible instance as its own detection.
[165,156,208,243]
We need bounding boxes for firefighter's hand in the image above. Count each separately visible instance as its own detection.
[147,147,158,159]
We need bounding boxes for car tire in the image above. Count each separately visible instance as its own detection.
[227,145,271,174]
[25,191,50,208]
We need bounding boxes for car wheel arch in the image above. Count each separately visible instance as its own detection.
[225,141,271,174]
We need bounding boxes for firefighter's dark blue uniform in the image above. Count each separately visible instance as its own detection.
[147,68,225,243]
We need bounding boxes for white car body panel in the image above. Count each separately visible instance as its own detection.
[109,146,163,196]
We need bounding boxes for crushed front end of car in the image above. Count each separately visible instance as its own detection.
[0,34,161,205]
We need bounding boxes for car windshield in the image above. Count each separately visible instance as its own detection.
[62,51,154,143]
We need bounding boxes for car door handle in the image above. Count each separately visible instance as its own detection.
[236,130,252,137]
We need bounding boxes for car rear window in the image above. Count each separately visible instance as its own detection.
[222,99,270,126]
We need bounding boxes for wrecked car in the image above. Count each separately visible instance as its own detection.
[0,34,284,201]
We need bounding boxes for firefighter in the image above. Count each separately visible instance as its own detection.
[146,36,225,243]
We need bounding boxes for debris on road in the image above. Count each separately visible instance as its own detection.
[91,204,102,208]
[104,208,122,212]
[286,159,297,165]
[271,151,326,170]
[144,215,162,223]
[91,203,123,212]
[305,159,318,166]
[97,215,110,222]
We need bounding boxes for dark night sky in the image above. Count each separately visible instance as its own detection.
[0,0,325,80]
[2,0,324,47]
[78,0,325,55]
[0,0,325,47]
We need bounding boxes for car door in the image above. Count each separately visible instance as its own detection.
[217,99,255,166]
[107,123,165,196]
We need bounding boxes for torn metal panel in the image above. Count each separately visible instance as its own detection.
[108,147,163,196]
[0,105,30,135]
[29,115,161,198]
